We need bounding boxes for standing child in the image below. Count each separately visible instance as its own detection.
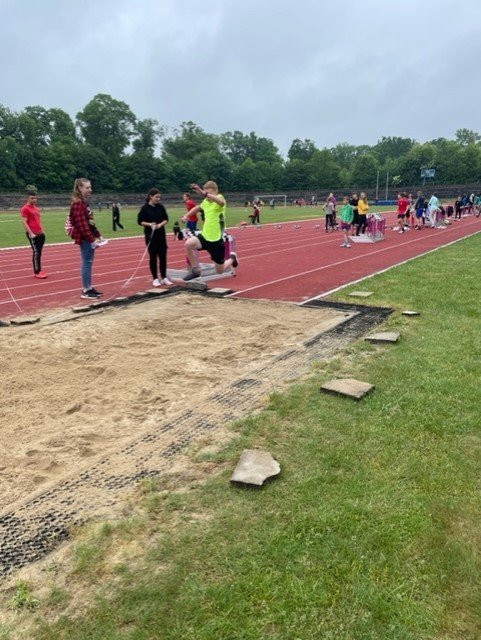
[356,192,369,235]
[137,188,174,287]
[322,198,336,232]
[340,196,354,248]
[20,189,47,279]
[396,192,410,233]
[249,200,261,224]
[182,192,198,232]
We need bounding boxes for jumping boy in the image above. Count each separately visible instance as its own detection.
[183,181,238,281]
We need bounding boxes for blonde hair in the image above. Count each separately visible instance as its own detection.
[71,178,90,202]
[203,180,218,193]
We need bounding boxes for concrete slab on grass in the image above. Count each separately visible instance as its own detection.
[321,378,374,400]
[348,291,373,298]
[231,449,280,487]
[402,310,421,316]
[365,331,401,344]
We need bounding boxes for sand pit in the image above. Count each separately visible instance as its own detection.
[0,294,347,512]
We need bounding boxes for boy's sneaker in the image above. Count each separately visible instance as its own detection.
[230,252,239,268]
[81,290,100,299]
[90,288,103,296]
[152,278,161,287]
[161,278,174,286]
[183,268,201,281]
[34,271,47,279]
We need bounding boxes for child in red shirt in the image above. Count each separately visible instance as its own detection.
[20,190,47,278]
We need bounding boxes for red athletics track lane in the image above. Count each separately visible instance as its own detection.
[0,213,480,318]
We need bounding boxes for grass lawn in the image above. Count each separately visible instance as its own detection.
[0,204,395,249]
[2,235,481,639]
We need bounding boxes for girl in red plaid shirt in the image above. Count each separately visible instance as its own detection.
[69,178,105,299]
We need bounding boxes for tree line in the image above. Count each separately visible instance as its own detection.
[1,93,481,193]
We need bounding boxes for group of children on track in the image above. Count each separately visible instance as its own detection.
[20,178,238,300]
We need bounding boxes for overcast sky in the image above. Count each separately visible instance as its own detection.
[2,0,480,155]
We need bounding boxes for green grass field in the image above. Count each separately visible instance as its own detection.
[2,233,481,639]
[0,205,395,249]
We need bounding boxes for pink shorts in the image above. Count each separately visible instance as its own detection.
[341,222,351,230]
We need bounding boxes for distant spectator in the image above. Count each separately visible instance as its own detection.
[112,202,124,231]
[414,191,426,229]
[249,200,261,224]
[182,192,198,232]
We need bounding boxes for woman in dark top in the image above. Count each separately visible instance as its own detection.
[137,188,173,287]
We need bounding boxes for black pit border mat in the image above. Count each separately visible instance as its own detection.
[0,297,393,577]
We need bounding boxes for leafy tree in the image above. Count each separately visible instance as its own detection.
[308,150,341,189]
[287,138,317,162]
[396,144,436,184]
[73,144,120,191]
[34,142,77,190]
[351,153,380,188]
[455,128,481,146]
[329,142,359,170]
[162,121,219,161]
[76,94,136,157]
[220,131,282,166]
[373,136,416,163]
[133,118,159,154]
[0,138,19,188]
[119,152,167,192]
[281,159,308,190]
[191,150,234,189]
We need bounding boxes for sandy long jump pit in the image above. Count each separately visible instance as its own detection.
[0,293,352,515]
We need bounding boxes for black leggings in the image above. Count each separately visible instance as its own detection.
[356,215,367,235]
[113,214,124,230]
[147,241,167,280]
[27,232,45,274]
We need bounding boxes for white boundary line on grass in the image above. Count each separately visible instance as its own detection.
[300,228,481,304]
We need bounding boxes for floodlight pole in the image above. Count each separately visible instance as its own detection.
[385,172,389,200]
[375,170,380,201]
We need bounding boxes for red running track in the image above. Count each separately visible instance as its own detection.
[1,213,480,318]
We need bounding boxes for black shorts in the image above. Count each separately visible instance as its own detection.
[198,235,225,265]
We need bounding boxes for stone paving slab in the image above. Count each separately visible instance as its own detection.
[207,288,234,296]
[231,450,280,487]
[320,378,374,400]
[184,281,208,291]
[402,310,421,316]
[146,288,172,295]
[365,331,401,344]
[10,316,41,326]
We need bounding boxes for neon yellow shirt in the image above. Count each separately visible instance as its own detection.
[201,194,226,241]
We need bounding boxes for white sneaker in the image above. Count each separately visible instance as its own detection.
[161,278,174,286]
[152,279,161,287]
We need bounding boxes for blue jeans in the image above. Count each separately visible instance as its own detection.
[80,240,95,291]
